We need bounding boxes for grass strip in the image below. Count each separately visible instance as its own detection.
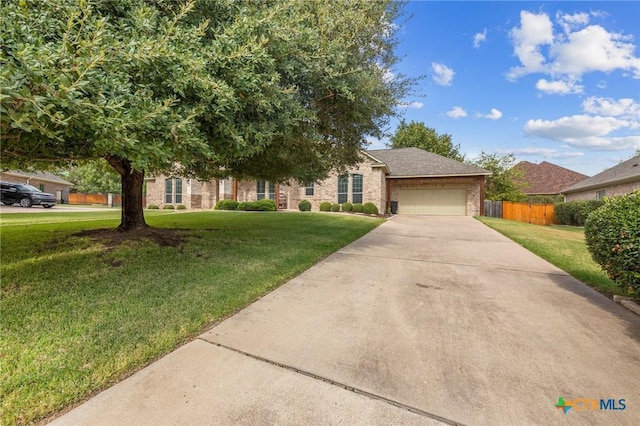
[1,211,383,425]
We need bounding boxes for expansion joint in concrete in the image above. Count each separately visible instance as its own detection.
[200,338,466,426]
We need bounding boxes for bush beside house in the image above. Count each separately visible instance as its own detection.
[319,202,332,212]
[215,200,240,210]
[362,202,379,215]
[237,199,276,211]
[554,200,604,226]
[585,191,640,294]
[298,200,311,211]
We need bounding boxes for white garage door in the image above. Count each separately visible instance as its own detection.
[398,188,466,215]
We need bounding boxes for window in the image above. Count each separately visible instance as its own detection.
[39,183,45,191]
[596,190,606,201]
[165,178,182,203]
[337,175,348,204]
[175,178,182,203]
[257,180,266,200]
[352,174,363,204]
[268,181,276,200]
[165,179,173,203]
[305,182,314,196]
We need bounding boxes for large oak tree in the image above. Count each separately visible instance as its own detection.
[1,0,412,230]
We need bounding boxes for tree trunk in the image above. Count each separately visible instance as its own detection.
[105,155,147,231]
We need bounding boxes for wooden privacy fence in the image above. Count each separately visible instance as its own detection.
[502,201,556,226]
[69,193,122,206]
[484,200,556,226]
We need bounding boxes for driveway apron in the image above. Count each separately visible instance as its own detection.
[52,216,640,426]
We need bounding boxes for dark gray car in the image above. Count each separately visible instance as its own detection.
[0,182,56,208]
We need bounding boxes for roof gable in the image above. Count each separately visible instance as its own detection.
[513,161,588,195]
[365,148,490,177]
[563,156,640,193]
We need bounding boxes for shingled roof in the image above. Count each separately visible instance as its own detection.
[366,148,490,177]
[563,156,640,193]
[2,170,73,186]
[513,161,588,195]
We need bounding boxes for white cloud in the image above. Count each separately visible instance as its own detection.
[483,108,503,120]
[550,25,640,77]
[596,80,607,89]
[507,10,640,88]
[432,63,455,86]
[447,106,467,118]
[556,11,590,34]
[473,28,487,48]
[398,101,424,109]
[382,69,395,83]
[535,78,583,94]
[524,114,639,149]
[582,97,640,119]
[507,11,554,79]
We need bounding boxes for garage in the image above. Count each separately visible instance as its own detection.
[398,188,466,215]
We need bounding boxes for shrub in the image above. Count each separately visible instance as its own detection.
[527,195,563,204]
[342,202,353,212]
[319,201,332,212]
[554,200,604,226]
[331,203,340,212]
[236,199,276,211]
[147,204,159,209]
[585,191,640,294]
[298,200,311,211]
[352,203,363,213]
[362,202,379,215]
[163,204,175,210]
[176,204,186,210]
[215,199,239,210]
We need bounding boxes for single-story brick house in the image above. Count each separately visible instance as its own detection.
[147,148,491,216]
[512,161,588,196]
[562,155,640,201]
[0,170,73,203]
[145,176,233,210]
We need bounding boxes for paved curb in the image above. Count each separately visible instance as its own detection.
[620,300,640,316]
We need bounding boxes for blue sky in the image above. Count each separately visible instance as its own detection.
[371,1,640,176]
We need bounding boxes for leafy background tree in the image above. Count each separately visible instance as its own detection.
[1,0,413,230]
[470,152,526,201]
[59,161,121,194]
[389,120,465,161]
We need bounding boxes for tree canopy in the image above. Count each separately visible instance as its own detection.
[470,152,526,202]
[1,0,413,229]
[389,120,465,161]
[60,160,121,194]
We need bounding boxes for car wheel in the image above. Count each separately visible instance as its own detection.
[20,197,33,208]
[43,204,54,208]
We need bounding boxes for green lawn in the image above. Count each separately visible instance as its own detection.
[476,217,629,298]
[0,211,384,425]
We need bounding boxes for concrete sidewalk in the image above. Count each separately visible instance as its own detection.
[51,216,640,425]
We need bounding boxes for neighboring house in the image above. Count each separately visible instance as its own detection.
[0,170,73,203]
[562,156,640,202]
[148,148,491,215]
[513,161,588,196]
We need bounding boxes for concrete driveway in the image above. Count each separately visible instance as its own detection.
[51,216,640,425]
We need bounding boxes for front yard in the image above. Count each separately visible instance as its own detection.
[0,211,383,425]
[477,217,631,299]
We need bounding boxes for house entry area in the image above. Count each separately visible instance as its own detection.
[398,188,467,215]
